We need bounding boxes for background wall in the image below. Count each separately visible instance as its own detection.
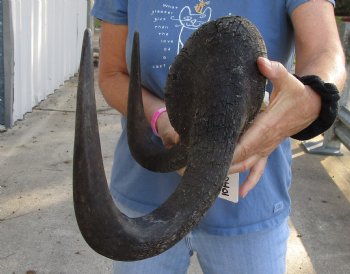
[10,0,87,123]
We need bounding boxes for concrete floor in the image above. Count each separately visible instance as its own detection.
[0,71,350,273]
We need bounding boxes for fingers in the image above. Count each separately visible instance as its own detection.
[257,57,290,89]
[239,157,267,198]
[232,58,297,169]
[177,166,186,176]
[156,111,181,148]
[229,154,260,174]
[231,112,273,165]
[161,130,180,149]
[257,57,303,104]
[228,57,289,198]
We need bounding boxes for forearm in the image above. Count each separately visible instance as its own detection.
[292,1,346,90]
[295,48,346,91]
[292,48,346,126]
[99,70,165,123]
[98,21,166,124]
[291,1,346,126]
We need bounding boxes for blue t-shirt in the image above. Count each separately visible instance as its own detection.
[91,0,334,235]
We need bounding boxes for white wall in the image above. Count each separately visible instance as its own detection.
[10,0,87,122]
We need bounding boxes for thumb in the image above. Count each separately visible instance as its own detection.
[257,57,290,90]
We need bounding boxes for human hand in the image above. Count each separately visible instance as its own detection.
[229,57,321,198]
[156,111,180,149]
[156,111,186,176]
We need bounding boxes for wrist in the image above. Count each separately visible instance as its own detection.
[151,107,167,136]
[291,75,340,140]
[304,85,322,121]
[156,111,170,136]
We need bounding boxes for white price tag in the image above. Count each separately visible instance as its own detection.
[219,173,239,203]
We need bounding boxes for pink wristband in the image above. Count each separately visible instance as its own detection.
[151,107,167,137]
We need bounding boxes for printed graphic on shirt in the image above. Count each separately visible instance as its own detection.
[150,2,212,71]
[172,5,212,54]
[194,1,211,14]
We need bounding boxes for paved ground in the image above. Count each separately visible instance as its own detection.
[0,40,350,274]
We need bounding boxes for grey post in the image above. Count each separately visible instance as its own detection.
[0,0,4,127]
[0,0,14,129]
[87,0,94,32]
[3,0,14,128]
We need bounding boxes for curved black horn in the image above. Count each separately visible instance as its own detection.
[74,16,266,262]
[127,32,188,172]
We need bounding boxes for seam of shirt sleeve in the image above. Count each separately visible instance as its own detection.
[287,0,335,16]
[90,9,128,25]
